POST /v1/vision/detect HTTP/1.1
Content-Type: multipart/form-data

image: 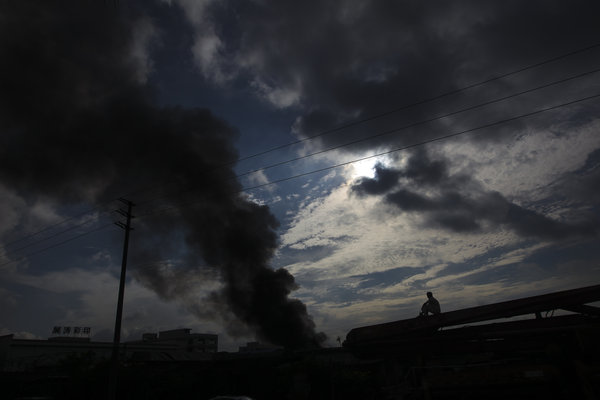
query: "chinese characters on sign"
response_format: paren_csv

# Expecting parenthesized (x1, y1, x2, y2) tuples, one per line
(51, 326, 91, 337)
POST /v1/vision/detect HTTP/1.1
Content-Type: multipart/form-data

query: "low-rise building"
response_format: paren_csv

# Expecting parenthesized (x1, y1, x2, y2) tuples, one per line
(133, 328, 218, 354)
(0, 328, 218, 371)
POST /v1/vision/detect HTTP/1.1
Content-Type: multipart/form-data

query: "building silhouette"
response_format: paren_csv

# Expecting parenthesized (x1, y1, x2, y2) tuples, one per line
(0, 328, 217, 371)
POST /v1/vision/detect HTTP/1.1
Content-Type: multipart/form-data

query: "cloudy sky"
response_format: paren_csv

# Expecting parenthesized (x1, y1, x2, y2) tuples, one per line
(2, 0, 600, 351)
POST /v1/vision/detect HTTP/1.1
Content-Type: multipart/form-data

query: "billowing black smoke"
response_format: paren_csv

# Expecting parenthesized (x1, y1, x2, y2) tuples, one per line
(0, 1, 324, 348)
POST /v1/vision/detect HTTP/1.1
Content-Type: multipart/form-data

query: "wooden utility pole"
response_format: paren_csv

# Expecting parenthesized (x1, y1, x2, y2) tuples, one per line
(108, 198, 134, 400)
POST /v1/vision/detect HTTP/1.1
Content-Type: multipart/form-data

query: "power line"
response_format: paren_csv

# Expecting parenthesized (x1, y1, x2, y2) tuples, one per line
(107, 41, 600, 207)
(136, 66, 600, 209)
(0, 222, 115, 269)
(6, 92, 597, 269)
(4, 204, 114, 247)
(5, 211, 113, 255)
(233, 42, 600, 163)
(239, 93, 600, 192)
(5, 44, 600, 242)
(8, 92, 594, 273)
(235, 67, 600, 180)
(136, 92, 600, 218)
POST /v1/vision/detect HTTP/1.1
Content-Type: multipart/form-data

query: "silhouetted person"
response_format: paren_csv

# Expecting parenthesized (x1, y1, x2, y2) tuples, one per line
(420, 291, 441, 316)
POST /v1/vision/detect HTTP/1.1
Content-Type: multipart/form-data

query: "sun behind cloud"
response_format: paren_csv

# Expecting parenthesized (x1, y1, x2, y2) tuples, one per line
(349, 155, 393, 179)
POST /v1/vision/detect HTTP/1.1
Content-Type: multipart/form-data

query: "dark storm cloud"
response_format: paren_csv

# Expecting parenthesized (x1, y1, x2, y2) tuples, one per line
(559, 148, 600, 204)
(201, 0, 600, 151)
(181, 0, 600, 252)
(0, 1, 323, 348)
(350, 164, 402, 195)
(176, 0, 600, 240)
(352, 150, 599, 240)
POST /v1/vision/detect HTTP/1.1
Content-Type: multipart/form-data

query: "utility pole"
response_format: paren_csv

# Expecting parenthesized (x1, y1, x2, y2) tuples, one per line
(108, 198, 135, 400)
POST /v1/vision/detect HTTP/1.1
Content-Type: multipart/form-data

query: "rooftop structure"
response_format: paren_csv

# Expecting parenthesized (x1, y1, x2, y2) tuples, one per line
(342, 284, 600, 398)
(344, 283, 600, 352)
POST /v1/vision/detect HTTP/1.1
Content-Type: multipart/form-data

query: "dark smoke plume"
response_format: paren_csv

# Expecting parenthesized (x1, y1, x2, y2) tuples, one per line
(0, 1, 324, 348)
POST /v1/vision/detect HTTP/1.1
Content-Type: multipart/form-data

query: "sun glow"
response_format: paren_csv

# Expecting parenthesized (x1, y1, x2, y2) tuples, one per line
(350, 156, 386, 179)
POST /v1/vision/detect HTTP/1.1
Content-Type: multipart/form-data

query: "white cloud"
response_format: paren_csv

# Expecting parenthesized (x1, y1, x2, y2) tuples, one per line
(245, 169, 271, 188)
(279, 180, 521, 280)
(129, 16, 160, 84)
(168, 0, 309, 107)
(273, 117, 600, 338)
(0, 186, 58, 240)
(279, 114, 600, 281)
(251, 77, 302, 108)
(91, 249, 113, 265)
(441, 119, 600, 201)
(191, 32, 227, 82)
(166, 0, 231, 83)
(410, 243, 548, 290)
(396, 263, 448, 287)
(28, 201, 61, 228)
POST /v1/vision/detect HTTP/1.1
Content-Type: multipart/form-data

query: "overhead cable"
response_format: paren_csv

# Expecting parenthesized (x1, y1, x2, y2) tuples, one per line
(137, 92, 600, 218)
(234, 42, 600, 163)
(236, 67, 600, 179)
(137, 67, 600, 209)
(113, 42, 600, 206)
(0, 223, 114, 269)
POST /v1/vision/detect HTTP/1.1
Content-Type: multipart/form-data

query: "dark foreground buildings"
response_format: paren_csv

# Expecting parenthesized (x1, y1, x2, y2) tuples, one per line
(2, 285, 600, 399)
(0, 328, 217, 371)
(343, 284, 600, 399)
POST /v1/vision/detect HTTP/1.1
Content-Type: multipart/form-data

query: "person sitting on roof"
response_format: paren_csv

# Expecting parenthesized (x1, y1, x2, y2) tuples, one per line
(420, 291, 441, 316)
